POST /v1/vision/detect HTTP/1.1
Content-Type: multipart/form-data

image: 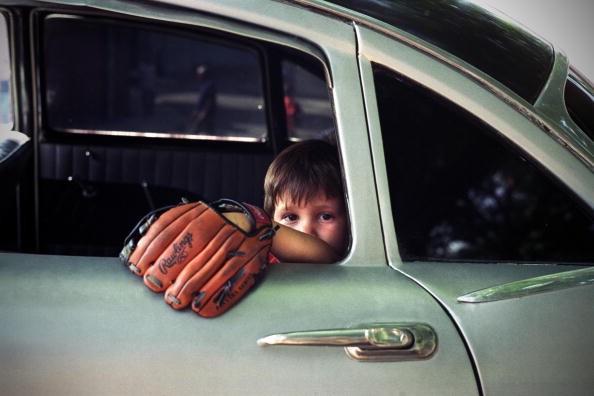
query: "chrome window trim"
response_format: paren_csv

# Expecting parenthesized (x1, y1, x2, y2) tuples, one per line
(54, 128, 267, 143)
(457, 267, 594, 303)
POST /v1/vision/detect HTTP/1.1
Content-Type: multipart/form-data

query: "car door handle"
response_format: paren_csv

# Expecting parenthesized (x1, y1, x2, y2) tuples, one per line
(257, 322, 436, 362)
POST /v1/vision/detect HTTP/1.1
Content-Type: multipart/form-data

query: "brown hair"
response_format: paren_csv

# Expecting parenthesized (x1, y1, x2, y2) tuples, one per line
(264, 140, 344, 215)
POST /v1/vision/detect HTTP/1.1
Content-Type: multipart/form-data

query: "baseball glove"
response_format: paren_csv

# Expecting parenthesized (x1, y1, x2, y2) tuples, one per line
(119, 199, 278, 317)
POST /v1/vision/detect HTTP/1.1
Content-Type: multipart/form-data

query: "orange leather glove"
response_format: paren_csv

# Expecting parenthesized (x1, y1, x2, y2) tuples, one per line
(120, 199, 277, 317)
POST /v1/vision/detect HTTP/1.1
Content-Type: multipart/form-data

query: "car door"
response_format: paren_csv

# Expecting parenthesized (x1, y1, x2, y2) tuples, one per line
(0, 1, 479, 395)
(358, 25, 594, 395)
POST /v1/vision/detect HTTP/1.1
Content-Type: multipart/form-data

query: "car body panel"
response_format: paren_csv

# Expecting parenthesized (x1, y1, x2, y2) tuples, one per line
(400, 262, 594, 395)
(0, 0, 593, 395)
(356, 18, 594, 396)
(0, 252, 479, 395)
(1, 1, 480, 394)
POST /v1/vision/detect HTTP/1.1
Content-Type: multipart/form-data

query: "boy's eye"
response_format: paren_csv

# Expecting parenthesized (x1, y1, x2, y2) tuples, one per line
(319, 213, 334, 221)
(282, 214, 298, 222)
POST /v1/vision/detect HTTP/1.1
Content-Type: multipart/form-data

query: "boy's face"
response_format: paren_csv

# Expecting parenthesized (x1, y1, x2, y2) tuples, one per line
(273, 191, 348, 254)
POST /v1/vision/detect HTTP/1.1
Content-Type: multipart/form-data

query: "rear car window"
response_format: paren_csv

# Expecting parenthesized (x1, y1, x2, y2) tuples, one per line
(373, 63, 594, 264)
(42, 14, 267, 142)
(564, 70, 594, 141)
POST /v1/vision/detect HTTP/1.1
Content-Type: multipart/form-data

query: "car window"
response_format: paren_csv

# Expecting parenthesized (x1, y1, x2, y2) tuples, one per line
(373, 63, 594, 263)
(281, 60, 333, 142)
(31, 10, 343, 257)
(565, 70, 594, 141)
(42, 14, 267, 142)
(0, 13, 12, 131)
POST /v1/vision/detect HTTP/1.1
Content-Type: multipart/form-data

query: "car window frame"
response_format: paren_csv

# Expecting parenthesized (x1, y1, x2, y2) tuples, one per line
(356, 24, 594, 267)
(21, 1, 387, 267)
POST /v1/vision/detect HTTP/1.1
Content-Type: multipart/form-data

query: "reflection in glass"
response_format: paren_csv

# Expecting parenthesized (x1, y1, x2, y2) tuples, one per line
(373, 63, 594, 263)
(43, 15, 266, 140)
(281, 60, 334, 142)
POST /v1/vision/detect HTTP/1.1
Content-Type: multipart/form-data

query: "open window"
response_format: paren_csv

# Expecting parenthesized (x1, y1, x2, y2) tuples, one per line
(32, 10, 342, 257)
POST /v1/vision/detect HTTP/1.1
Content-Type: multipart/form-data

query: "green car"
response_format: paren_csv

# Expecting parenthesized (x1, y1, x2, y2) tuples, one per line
(0, 0, 592, 394)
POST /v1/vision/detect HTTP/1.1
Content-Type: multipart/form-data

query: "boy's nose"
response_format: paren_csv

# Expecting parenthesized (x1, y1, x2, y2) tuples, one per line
(298, 221, 317, 237)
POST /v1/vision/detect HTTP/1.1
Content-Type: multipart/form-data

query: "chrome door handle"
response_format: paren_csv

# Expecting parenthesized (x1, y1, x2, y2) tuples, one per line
(257, 322, 436, 362)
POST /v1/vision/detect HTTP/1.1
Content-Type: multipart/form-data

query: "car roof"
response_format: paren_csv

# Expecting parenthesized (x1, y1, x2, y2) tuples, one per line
(297, 0, 554, 104)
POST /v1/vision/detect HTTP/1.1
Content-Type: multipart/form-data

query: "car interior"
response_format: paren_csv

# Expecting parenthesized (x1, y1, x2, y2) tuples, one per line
(0, 6, 336, 257)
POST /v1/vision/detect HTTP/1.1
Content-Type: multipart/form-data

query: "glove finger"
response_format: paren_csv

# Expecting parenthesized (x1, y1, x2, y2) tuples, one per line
(129, 203, 207, 275)
(192, 251, 267, 318)
(120, 203, 198, 269)
(163, 227, 247, 309)
(143, 207, 229, 292)
(189, 228, 272, 317)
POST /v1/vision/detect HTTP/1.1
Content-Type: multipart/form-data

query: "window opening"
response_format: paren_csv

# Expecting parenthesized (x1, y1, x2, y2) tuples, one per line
(373, 63, 594, 263)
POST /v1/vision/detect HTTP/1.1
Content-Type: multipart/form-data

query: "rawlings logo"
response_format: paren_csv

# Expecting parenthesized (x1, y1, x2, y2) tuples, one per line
(158, 232, 193, 275)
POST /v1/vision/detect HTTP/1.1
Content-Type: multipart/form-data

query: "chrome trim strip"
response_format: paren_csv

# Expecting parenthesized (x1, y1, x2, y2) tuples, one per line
(56, 128, 267, 143)
(291, 0, 594, 171)
(458, 267, 594, 303)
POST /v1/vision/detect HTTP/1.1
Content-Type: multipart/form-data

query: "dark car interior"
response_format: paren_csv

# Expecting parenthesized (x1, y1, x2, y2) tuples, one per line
(0, 5, 334, 256)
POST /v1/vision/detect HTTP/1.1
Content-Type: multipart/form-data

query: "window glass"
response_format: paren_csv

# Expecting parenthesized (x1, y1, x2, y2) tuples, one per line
(0, 14, 12, 131)
(282, 60, 333, 141)
(43, 15, 267, 141)
(564, 71, 594, 141)
(373, 63, 594, 263)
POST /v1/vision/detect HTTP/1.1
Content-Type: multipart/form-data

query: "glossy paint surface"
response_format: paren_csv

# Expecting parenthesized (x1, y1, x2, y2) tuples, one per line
(319, 0, 554, 103)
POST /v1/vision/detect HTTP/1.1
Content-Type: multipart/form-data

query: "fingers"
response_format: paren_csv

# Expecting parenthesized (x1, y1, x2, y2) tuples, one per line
(127, 203, 207, 275)
(191, 246, 270, 318)
(142, 208, 230, 292)
(124, 200, 274, 317)
(166, 225, 272, 316)
(162, 229, 246, 309)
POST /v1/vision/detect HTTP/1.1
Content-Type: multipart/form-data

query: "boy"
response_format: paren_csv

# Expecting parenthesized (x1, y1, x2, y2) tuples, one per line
(225, 139, 348, 263)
